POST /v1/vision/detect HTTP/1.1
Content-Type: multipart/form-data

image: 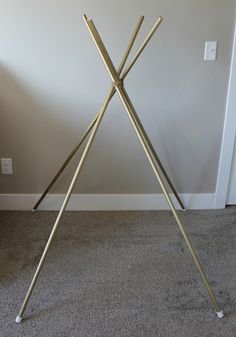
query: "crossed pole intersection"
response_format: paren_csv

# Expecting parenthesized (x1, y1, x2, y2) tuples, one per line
(32, 16, 184, 212)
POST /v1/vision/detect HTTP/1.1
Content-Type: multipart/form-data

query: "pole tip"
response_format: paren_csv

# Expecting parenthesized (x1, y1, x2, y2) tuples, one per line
(216, 310, 224, 319)
(83, 14, 92, 21)
(15, 316, 23, 323)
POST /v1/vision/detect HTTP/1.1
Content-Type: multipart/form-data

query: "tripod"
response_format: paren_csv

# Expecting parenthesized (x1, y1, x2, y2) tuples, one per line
(15, 15, 224, 323)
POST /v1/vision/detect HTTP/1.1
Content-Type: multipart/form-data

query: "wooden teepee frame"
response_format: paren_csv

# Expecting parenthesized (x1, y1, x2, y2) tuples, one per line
(15, 15, 224, 323)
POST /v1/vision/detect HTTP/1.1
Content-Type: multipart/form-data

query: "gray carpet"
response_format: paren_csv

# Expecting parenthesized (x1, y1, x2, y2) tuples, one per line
(1, 208, 236, 337)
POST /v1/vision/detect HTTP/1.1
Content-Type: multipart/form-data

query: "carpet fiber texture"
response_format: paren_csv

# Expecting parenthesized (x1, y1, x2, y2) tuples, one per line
(1, 208, 236, 336)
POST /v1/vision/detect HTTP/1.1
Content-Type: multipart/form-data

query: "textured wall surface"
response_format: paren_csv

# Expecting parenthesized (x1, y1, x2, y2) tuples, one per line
(0, 0, 235, 194)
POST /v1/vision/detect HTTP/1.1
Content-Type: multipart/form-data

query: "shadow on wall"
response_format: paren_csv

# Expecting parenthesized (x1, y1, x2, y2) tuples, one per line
(0, 66, 90, 194)
(152, 109, 220, 195)
(148, 84, 221, 196)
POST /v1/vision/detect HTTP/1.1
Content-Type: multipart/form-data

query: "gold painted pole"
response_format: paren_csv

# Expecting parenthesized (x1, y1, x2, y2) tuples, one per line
(15, 16, 145, 322)
(16, 88, 113, 323)
(118, 88, 222, 314)
(121, 16, 163, 80)
(33, 16, 144, 211)
(122, 92, 185, 209)
(118, 16, 144, 74)
(119, 16, 185, 209)
(32, 116, 97, 210)
(85, 16, 185, 209)
(115, 16, 185, 209)
(85, 17, 223, 316)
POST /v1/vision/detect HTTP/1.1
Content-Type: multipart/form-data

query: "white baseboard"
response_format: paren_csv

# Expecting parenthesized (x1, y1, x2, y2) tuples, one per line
(0, 193, 217, 210)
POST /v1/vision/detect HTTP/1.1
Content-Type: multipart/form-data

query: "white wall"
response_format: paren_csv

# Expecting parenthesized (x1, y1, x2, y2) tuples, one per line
(0, 1, 235, 202)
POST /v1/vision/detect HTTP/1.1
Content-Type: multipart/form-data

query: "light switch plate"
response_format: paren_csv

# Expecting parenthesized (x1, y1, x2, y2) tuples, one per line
(204, 41, 217, 61)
